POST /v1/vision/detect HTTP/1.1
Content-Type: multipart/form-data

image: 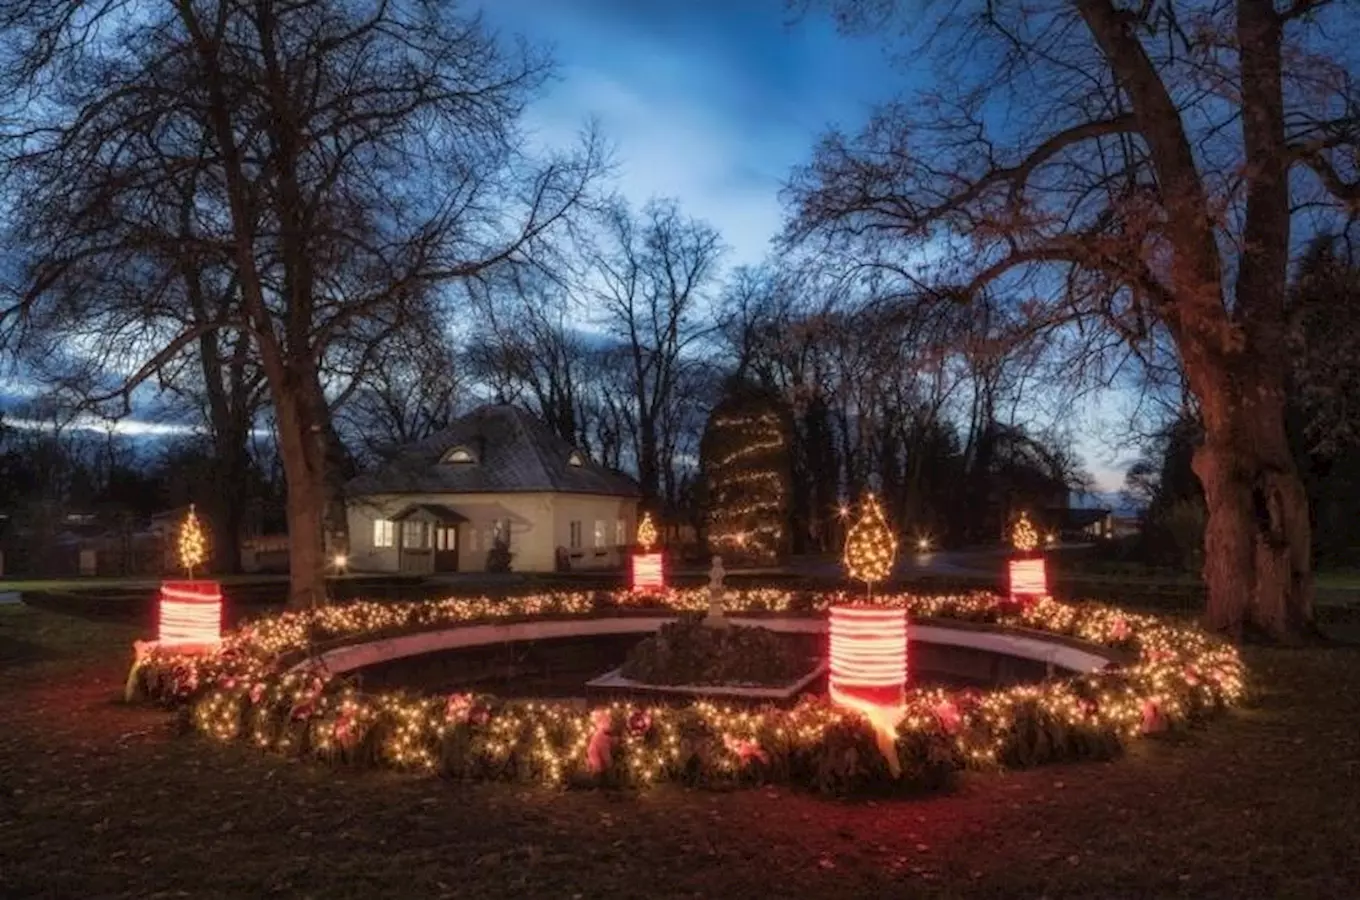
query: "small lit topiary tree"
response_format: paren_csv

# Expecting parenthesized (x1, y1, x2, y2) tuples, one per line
(179, 504, 208, 579)
(636, 511, 658, 552)
(844, 492, 898, 599)
(1011, 511, 1039, 555)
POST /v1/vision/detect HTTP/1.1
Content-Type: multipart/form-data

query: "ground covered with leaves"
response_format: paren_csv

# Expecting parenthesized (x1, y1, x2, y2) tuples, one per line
(2, 603, 1359, 899)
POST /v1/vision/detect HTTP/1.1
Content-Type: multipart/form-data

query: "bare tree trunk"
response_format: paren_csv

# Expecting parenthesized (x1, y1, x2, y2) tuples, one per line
(638, 418, 661, 502)
(274, 381, 329, 609)
(1192, 370, 1314, 641)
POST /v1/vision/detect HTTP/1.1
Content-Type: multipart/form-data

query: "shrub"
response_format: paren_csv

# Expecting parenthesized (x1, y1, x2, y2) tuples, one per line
(485, 535, 512, 573)
(620, 614, 806, 686)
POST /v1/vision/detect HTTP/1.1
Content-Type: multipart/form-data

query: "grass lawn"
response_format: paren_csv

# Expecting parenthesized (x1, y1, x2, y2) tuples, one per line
(0, 573, 290, 593)
(2, 603, 1359, 898)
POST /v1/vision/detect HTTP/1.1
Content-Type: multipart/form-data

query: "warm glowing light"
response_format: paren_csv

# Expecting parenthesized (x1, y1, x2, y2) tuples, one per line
(828, 604, 908, 776)
(631, 552, 665, 591)
(829, 605, 908, 689)
(130, 585, 1247, 792)
(333, 553, 348, 570)
(158, 581, 222, 647)
(837, 504, 850, 519)
(1011, 512, 1039, 553)
(916, 536, 932, 552)
(1009, 558, 1048, 602)
(1045, 533, 1058, 546)
(843, 492, 898, 594)
(178, 504, 208, 576)
(636, 512, 658, 552)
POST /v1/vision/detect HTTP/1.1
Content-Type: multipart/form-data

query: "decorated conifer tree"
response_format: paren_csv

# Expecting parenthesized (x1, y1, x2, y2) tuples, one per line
(700, 379, 792, 564)
(844, 492, 898, 599)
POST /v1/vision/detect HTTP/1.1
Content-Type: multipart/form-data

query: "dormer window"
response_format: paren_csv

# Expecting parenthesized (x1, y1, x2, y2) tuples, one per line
(567, 450, 586, 467)
(443, 446, 476, 464)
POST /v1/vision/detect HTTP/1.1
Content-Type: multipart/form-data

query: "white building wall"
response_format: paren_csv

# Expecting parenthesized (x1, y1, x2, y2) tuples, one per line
(346, 492, 637, 573)
(552, 495, 638, 571)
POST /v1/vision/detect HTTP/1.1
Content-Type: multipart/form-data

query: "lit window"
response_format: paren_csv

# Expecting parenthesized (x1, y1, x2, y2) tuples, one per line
(567, 450, 586, 467)
(443, 446, 475, 464)
(594, 520, 606, 548)
(569, 520, 582, 549)
(616, 518, 626, 546)
(373, 519, 395, 548)
(492, 519, 511, 547)
(436, 527, 457, 551)
(402, 521, 428, 549)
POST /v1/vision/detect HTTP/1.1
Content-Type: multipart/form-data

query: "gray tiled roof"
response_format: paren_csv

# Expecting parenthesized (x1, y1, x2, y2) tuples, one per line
(346, 405, 641, 499)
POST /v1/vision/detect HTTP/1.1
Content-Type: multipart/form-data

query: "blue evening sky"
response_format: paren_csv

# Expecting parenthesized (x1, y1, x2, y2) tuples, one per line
(478, 0, 1133, 493)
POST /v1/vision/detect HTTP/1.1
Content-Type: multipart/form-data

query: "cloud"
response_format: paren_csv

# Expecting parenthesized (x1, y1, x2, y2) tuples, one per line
(486, 0, 899, 268)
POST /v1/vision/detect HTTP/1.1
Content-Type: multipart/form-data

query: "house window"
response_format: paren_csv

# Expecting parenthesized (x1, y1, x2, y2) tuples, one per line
(492, 519, 511, 547)
(594, 520, 607, 549)
(402, 521, 428, 549)
(569, 520, 582, 550)
(616, 518, 626, 546)
(567, 450, 585, 467)
(436, 527, 457, 551)
(373, 519, 395, 548)
(442, 446, 475, 464)
(470, 529, 480, 553)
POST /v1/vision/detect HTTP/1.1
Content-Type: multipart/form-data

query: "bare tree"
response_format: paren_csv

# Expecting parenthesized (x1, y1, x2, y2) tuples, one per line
(590, 198, 725, 505)
(1, 0, 604, 606)
(335, 323, 460, 463)
(464, 269, 595, 445)
(786, 0, 1360, 640)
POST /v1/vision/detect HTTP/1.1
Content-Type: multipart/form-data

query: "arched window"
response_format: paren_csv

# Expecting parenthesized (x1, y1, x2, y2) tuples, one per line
(567, 450, 586, 467)
(442, 446, 476, 464)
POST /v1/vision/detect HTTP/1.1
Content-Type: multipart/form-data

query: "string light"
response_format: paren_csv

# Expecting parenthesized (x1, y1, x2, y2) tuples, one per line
(631, 512, 666, 592)
(157, 581, 223, 647)
(1011, 512, 1039, 553)
(131, 588, 1246, 793)
(1009, 558, 1048, 603)
(843, 492, 897, 598)
(705, 411, 788, 562)
(828, 605, 909, 772)
(630, 552, 665, 592)
(179, 504, 208, 578)
(636, 512, 658, 552)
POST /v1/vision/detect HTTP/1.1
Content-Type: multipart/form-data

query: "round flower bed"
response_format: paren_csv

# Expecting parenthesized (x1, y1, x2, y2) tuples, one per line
(620, 614, 807, 686)
(128, 589, 1245, 795)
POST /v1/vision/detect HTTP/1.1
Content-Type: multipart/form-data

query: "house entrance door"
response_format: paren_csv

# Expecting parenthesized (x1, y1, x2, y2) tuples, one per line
(434, 526, 459, 572)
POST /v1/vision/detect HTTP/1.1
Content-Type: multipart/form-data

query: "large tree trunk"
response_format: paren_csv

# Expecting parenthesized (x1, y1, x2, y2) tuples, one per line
(1192, 372, 1314, 641)
(274, 380, 329, 610)
(637, 419, 661, 502)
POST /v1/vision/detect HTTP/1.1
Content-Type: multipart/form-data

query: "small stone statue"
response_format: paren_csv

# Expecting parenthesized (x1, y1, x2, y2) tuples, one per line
(704, 555, 729, 628)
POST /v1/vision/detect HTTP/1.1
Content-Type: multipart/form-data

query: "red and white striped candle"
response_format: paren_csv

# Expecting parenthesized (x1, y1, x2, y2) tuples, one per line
(828, 605, 908, 712)
(158, 580, 223, 648)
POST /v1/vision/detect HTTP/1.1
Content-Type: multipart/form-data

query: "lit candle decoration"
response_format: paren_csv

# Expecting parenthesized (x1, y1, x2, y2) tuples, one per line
(1009, 558, 1048, 602)
(631, 512, 665, 592)
(631, 552, 665, 592)
(1008, 512, 1048, 603)
(828, 604, 908, 775)
(158, 580, 224, 647)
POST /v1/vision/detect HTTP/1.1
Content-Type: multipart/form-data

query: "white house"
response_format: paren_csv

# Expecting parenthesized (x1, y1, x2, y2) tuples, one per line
(345, 405, 641, 574)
